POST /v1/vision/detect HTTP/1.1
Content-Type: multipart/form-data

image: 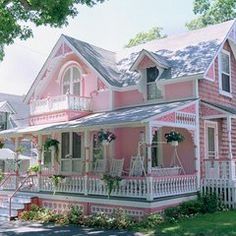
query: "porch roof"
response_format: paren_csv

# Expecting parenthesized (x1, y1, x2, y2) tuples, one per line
(0, 99, 196, 137)
(202, 100, 236, 115)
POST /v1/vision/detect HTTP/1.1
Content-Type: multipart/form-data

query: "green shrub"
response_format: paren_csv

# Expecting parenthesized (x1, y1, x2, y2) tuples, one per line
(112, 208, 134, 229)
(135, 213, 164, 228)
(67, 205, 83, 224)
(198, 193, 224, 213)
(164, 206, 182, 223)
(19, 204, 67, 224)
(84, 212, 114, 229)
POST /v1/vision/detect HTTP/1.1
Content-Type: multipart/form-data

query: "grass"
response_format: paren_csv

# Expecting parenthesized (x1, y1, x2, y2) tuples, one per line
(132, 211, 236, 236)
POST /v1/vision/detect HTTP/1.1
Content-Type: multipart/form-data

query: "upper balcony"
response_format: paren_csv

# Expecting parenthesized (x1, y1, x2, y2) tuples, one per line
(30, 94, 91, 116)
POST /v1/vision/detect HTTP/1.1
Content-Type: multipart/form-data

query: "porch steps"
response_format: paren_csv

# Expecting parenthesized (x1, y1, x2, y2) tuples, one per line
(0, 194, 38, 219)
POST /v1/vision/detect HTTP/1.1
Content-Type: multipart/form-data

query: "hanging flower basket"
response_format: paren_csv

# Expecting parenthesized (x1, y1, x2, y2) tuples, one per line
(97, 129, 116, 145)
(0, 141, 4, 149)
(164, 130, 184, 146)
(44, 138, 60, 163)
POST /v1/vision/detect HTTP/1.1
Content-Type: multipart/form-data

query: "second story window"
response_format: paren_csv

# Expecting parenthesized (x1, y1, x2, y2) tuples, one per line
(62, 66, 81, 96)
(219, 50, 231, 95)
(146, 67, 162, 100)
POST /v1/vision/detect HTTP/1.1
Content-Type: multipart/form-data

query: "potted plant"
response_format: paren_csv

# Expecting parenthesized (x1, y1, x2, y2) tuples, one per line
(102, 174, 122, 198)
(0, 171, 4, 183)
(44, 138, 60, 162)
(97, 129, 116, 145)
(28, 164, 40, 174)
(0, 141, 4, 149)
(164, 130, 184, 146)
(49, 174, 65, 195)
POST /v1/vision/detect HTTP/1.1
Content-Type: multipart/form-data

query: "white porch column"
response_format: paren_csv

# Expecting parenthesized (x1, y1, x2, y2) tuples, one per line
(192, 128, 201, 189)
(145, 123, 152, 175)
(14, 137, 19, 188)
(227, 116, 235, 180)
(37, 135, 43, 191)
(84, 129, 90, 195)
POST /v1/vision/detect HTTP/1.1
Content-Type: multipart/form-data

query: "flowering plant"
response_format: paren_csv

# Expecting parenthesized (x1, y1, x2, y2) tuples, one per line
(164, 130, 184, 143)
(97, 129, 116, 144)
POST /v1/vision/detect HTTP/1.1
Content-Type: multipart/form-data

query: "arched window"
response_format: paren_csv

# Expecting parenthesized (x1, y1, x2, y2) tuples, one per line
(62, 66, 81, 96)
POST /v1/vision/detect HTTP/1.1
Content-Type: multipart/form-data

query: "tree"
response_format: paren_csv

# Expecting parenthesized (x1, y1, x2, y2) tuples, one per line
(186, 0, 236, 30)
(125, 27, 167, 48)
(0, 0, 105, 60)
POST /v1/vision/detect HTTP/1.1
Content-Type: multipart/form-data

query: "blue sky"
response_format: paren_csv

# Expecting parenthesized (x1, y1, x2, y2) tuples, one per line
(0, 0, 195, 95)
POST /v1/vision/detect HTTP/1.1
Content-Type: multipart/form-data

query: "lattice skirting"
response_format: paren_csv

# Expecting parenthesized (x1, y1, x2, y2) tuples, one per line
(41, 199, 84, 214)
(90, 205, 144, 218)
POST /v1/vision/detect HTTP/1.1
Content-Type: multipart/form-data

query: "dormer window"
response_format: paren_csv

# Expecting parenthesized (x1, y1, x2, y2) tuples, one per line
(62, 66, 81, 96)
(219, 50, 231, 96)
(146, 67, 162, 100)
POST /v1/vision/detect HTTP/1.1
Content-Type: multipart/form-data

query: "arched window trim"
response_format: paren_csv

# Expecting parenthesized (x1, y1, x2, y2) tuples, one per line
(59, 61, 82, 96)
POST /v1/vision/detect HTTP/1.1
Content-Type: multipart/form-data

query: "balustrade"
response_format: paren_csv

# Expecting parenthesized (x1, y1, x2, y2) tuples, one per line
(30, 95, 91, 115)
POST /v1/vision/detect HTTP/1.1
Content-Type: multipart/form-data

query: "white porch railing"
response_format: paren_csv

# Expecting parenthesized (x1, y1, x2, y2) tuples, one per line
(152, 174, 198, 198)
(203, 159, 236, 180)
(30, 94, 91, 115)
(38, 174, 198, 200)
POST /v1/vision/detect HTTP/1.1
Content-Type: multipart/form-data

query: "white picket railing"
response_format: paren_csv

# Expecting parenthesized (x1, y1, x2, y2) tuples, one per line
(203, 159, 236, 180)
(202, 178, 236, 208)
(30, 94, 91, 115)
(38, 174, 198, 200)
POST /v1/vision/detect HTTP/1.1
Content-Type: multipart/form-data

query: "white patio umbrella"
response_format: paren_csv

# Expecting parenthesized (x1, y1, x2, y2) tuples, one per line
(0, 148, 31, 160)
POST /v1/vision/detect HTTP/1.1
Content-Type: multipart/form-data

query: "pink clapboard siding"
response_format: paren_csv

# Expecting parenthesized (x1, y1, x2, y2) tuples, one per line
(199, 40, 236, 177)
(114, 90, 144, 108)
(114, 127, 145, 171)
(165, 81, 195, 100)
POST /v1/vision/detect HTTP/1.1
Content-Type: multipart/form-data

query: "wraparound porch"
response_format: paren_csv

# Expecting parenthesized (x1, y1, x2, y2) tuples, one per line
(0, 99, 200, 204)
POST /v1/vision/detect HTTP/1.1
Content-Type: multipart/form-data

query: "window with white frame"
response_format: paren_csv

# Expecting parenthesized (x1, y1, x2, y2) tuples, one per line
(219, 50, 231, 94)
(62, 66, 81, 95)
(146, 67, 162, 100)
(61, 132, 82, 173)
(205, 121, 218, 159)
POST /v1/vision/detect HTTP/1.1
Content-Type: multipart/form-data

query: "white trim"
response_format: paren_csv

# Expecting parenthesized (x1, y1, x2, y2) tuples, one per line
(60, 131, 84, 174)
(219, 49, 232, 97)
(204, 61, 215, 82)
(130, 49, 169, 71)
(204, 120, 219, 159)
(203, 20, 236, 80)
(143, 99, 198, 122)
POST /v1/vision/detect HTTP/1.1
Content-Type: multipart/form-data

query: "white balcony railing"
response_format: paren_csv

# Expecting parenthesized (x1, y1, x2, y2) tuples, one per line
(30, 95, 91, 115)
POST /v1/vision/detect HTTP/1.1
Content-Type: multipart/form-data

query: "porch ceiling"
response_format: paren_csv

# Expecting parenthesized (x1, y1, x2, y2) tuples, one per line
(0, 99, 196, 137)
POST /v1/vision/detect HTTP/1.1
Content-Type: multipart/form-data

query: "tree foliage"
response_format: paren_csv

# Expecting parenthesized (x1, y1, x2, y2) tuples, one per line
(0, 0, 105, 60)
(186, 0, 236, 30)
(125, 26, 167, 48)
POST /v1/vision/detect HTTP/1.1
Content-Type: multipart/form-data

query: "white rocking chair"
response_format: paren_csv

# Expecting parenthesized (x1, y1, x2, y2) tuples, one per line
(109, 158, 124, 177)
(129, 155, 146, 177)
(94, 159, 106, 174)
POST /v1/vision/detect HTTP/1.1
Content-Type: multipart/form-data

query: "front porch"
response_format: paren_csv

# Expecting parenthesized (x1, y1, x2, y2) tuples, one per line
(0, 99, 200, 210)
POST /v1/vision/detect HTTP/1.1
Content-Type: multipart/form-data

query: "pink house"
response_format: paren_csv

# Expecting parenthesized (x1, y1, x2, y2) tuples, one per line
(1, 20, 236, 218)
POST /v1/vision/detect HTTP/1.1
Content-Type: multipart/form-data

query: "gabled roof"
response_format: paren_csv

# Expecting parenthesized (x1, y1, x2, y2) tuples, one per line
(0, 101, 15, 114)
(0, 93, 29, 128)
(25, 20, 235, 100)
(129, 49, 170, 71)
(65, 20, 234, 87)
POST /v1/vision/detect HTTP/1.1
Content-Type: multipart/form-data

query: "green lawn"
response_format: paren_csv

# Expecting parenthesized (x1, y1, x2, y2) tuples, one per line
(133, 211, 236, 236)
